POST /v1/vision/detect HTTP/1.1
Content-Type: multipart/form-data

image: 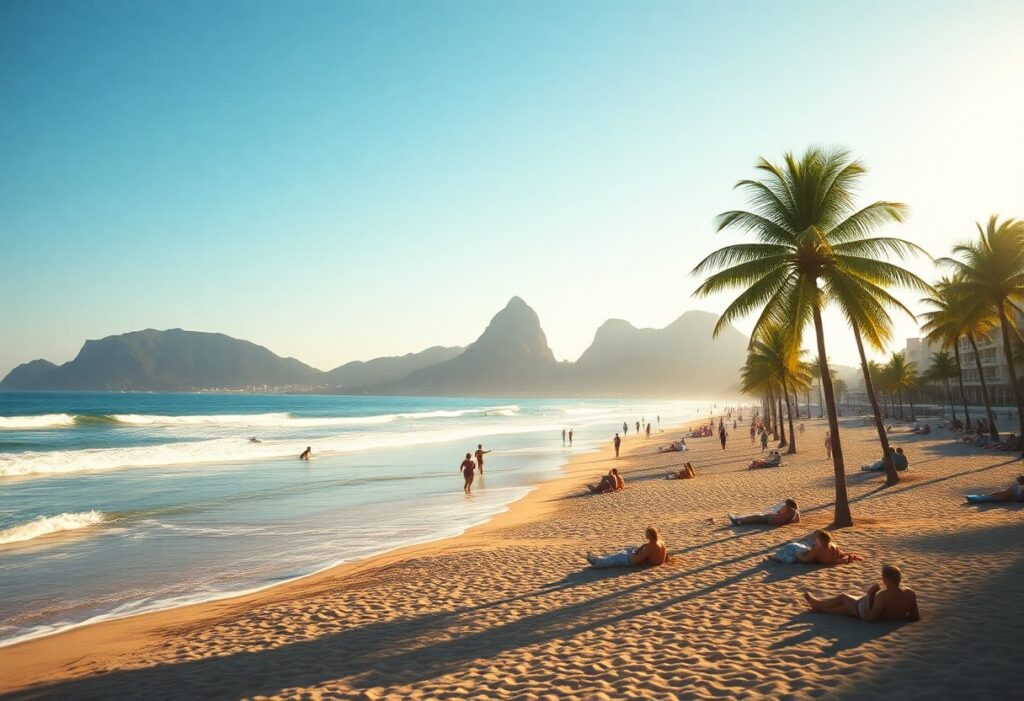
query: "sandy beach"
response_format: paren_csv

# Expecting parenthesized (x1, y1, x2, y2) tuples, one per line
(2, 416, 1022, 700)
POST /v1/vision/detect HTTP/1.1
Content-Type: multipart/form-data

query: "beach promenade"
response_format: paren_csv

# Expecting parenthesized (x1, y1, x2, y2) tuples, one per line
(2, 418, 1021, 700)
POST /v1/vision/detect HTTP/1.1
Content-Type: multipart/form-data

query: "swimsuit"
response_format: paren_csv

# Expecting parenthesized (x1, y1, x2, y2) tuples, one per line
(856, 595, 870, 619)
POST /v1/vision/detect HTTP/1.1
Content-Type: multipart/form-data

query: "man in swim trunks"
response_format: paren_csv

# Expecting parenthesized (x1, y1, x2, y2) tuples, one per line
(794, 529, 862, 565)
(474, 444, 491, 473)
(460, 453, 476, 494)
(728, 498, 799, 526)
(804, 564, 920, 622)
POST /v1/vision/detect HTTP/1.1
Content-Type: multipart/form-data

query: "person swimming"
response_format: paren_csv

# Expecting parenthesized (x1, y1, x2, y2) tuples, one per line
(299, 446, 312, 460)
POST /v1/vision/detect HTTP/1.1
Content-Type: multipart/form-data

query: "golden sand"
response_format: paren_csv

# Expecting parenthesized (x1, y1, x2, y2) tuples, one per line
(2, 417, 1021, 699)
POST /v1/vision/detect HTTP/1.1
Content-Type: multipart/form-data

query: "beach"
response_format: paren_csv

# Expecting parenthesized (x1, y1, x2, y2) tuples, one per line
(2, 417, 1022, 699)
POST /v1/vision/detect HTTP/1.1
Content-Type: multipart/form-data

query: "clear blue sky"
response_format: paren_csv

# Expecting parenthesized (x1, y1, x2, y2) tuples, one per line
(2, 0, 1022, 376)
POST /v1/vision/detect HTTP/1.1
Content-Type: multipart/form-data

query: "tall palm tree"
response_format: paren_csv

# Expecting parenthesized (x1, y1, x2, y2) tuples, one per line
(886, 351, 917, 420)
(924, 350, 959, 423)
(920, 279, 972, 431)
(939, 215, 1024, 456)
(746, 327, 807, 454)
(693, 147, 926, 527)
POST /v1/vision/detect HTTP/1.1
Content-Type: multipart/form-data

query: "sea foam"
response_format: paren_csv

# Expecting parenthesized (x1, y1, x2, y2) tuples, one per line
(0, 414, 77, 430)
(0, 511, 107, 545)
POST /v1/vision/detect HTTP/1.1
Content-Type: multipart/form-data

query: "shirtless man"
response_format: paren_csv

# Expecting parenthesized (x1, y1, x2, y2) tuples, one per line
(804, 564, 920, 622)
(986, 475, 1024, 502)
(586, 526, 668, 568)
(459, 453, 476, 494)
(613, 433, 622, 458)
(474, 444, 491, 473)
(728, 498, 799, 526)
(794, 529, 862, 565)
(299, 446, 312, 460)
(667, 462, 696, 480)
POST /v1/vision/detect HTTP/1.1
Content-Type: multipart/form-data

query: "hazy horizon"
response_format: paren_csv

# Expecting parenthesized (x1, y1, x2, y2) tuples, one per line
(3, 0, 1023, 378)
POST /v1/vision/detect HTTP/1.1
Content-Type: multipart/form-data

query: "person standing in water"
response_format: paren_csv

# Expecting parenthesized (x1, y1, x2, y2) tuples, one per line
(299, 446, 313, 460)
(562, 429, 566, 446)
(460, 453, 476, 494)
(613, 432, 622, 458)
(568, 429, 574, 446)
(474, 444, 491, 473)
(623, 421, 628, 435)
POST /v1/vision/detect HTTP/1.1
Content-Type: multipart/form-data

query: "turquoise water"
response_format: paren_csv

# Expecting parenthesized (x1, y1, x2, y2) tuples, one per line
(0, 392, 709, 645)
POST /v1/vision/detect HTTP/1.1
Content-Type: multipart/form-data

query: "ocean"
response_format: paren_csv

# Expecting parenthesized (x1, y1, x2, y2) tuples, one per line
(0, 392, 712, 646)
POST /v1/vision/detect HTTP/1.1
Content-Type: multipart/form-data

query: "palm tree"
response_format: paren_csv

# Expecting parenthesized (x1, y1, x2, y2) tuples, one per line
(693, 147, 926, 527)
(939, 215, 1024, 456)
(746, 327, 807, 454)
(886, 351, 917, 420)
(920, 279, 972, 431)
(924, 350, 959, 423)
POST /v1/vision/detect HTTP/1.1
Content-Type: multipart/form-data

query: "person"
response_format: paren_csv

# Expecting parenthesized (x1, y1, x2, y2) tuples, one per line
(718, 424, 727, 450)
(760, 429, 769, 452)
(474, 444, 491, 473)
(892, 447, 909, 471)
(586, 526, 668, 568)
(568, 429, 574, 447)
(824, 431, 832, 459)
(750, 450, 781, 469)
(658, 438, 687, 453)
(728, 498, 800, 527)
(666, 462, 696, 480)
(562, 429, 566, 446)
(460, 453, 476, 494)
(803, 564, 920, 622)
(750, 424, 757, 444)
(799, 422, 805, 434)
(623, 421, 628, 435)
(587, 468, 623, 494)
(636, 421, 641, 434)
(657, 415, 660, 427)
(645, 423, 651, 439)
(299, 446, 313, 460)
(613, 432, 622, 458)
(249, 436, 261, 443)
(771, 529, 862, 565)
(983, 475, 1024, 502)
(862, 447, 897, 472)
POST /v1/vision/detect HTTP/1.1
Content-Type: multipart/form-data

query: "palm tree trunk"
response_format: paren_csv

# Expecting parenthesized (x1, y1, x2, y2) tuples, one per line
(805, 391, 810, 419)
(968, 334, 1000, 440)
(953, 343, 971, 430)
(777, 393, 787, 448)
(813, 305, 851, 528)
(897, 387, 904, 419)
(996, 306, 1024, 458)
(817, 380, 824, 419)
(853, 328, 898, 485)
(783, 379, 797, 454)
(944, 378, 957, 424)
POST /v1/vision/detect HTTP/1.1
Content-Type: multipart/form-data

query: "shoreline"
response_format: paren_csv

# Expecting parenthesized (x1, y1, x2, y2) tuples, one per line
(0, 418, 684, 691)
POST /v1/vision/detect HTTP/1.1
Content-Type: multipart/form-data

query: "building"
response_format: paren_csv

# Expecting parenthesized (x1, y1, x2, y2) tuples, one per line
(905, 337, 939, 374)
(955, 309, 1024, 407)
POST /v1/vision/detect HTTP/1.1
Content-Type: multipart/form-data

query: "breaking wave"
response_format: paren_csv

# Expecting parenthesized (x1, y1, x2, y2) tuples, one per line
(0, 511, 107, 545)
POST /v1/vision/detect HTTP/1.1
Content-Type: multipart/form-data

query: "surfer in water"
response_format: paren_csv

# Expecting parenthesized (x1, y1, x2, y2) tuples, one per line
(299, 446, 313, 460)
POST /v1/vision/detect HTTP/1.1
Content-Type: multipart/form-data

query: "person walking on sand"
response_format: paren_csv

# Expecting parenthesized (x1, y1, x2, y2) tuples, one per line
(760, 429, 769, 452)
(803, 564, 920, 622)
(645, 423, 651, 439)
(824, 431, 833, 459)
(568, 429, 574, 447)
(636, 421, 641, 434)
(719, 424, 727, 450)
(750, 424, 756, 444)
(460, 453, 477, 494)
(623, 421, 628, 435)
(474, 444, 491, 473)
(613, 432, 622, 458)
(299, 446, 313, 460)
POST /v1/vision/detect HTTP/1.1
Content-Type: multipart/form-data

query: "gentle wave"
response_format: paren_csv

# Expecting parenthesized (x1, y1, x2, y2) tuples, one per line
(0, 406, 521, 431)
(0, 419, 549, 478)
(0, 414, 77, 430)
(0, 511, 107, 545)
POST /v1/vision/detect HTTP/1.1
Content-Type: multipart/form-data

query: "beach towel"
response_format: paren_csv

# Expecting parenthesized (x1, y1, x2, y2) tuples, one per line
(965, 494, 997, 504)
(773, 541, 811, 563)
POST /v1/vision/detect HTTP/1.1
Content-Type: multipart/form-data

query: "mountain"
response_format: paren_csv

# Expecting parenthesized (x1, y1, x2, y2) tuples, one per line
(324, 346, 463, 389)
(0, 359, 59, 390)
(373, 297, 565, 395)
(569, 311, 748, 397)
(0, 329, 323, 392)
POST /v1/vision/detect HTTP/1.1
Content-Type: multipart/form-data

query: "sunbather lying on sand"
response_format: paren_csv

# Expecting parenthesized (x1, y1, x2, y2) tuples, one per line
(979, 475, 1024, 502)
(770, 529, 862, 565)
(586, 526, 668, 568)
(587, 468, 624, 494)
(666, 462, 696, 479)
(658, 439, 687, 453)
(750, 450, 782, 469)
(803, 564, 920, 622)
(728, 498, 799, 527)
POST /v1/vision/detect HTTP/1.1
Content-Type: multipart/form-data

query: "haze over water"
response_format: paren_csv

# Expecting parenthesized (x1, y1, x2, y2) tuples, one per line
(0, 392, 710, 645)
